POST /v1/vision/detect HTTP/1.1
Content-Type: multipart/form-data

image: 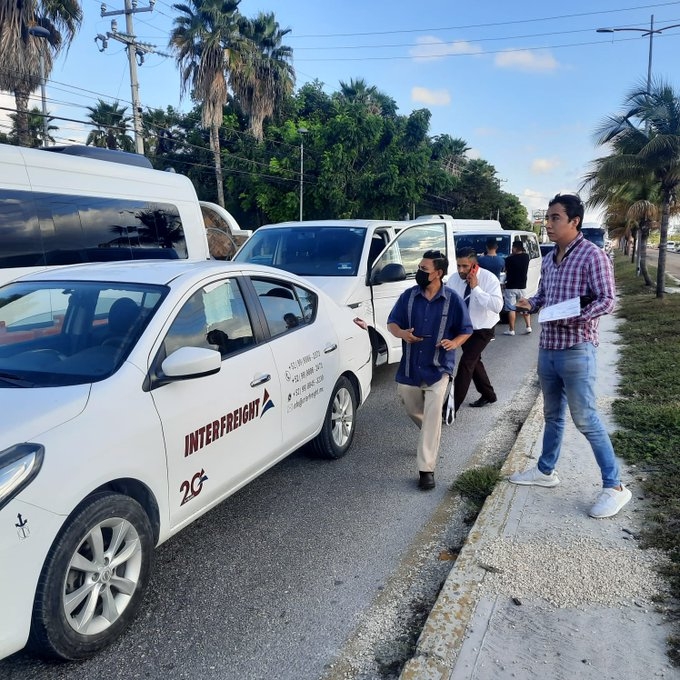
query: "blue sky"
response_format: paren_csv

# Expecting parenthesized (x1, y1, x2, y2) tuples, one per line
(5, 0, 680, 223)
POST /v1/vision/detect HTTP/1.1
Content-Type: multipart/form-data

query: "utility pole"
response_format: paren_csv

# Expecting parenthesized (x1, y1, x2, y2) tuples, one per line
(96, 0, 170, 155)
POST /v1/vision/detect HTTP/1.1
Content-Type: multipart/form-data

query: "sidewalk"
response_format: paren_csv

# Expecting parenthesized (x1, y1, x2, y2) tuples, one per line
(400, 313, 680, 680)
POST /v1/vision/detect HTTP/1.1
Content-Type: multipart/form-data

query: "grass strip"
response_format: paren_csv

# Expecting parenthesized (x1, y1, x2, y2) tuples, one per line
(612, 255, 680, 662)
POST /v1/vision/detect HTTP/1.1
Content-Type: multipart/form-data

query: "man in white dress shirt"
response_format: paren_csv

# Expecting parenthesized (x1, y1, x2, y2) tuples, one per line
(447, 247, 504, 411)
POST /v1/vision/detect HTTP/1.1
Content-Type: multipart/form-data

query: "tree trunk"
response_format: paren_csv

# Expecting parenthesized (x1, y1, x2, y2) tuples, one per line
(630, 227, 637, 264)
(210, 123, 225, 208)
(656, 196, 671, 299)
(14, 88, 31, 148)
(639, 225, 652, 287)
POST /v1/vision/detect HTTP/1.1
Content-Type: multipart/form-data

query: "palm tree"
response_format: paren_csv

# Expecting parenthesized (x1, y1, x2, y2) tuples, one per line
(85, 100, 134, 151)
(9, 105, 57, 147)
(229, 11, 295, 141)
(587, 80, 680, 298)
(170, 0, 243, 208)
(0, 1, 82, 147)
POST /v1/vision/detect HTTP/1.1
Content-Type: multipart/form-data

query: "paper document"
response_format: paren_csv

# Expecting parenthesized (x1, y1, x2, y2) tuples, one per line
(538, 296, 581, 323)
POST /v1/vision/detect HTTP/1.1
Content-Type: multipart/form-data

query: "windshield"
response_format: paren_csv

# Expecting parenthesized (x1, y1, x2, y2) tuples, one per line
(581, 228, 605, 248)
(235, 226, 367, 276)
(0, 280, 167, 387)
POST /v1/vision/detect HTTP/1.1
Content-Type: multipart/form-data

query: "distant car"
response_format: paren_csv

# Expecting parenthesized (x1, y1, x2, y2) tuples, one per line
(540, 243, 555, 258)
(0, 260, 372, 662)
(668, 241, 678, 253)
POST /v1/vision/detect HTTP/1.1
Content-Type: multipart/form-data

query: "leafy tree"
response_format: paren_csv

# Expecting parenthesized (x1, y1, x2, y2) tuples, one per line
(171, 0, 243, 208)
(85, 99, 134, 151)
(0, 0, 82, 147)
(587, 79, 680, 298)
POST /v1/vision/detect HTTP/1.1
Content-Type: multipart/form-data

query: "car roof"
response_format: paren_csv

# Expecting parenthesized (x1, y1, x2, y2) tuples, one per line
(257, 219, 398, 229)
(8, 259, 305, 288)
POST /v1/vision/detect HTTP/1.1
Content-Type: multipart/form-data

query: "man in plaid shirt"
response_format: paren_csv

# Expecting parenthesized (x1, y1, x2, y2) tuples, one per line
(508, 193, 631, 519)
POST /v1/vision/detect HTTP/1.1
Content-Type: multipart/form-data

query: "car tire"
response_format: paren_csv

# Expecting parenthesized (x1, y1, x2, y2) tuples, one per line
(311, 376, 357, 459)
(29, 492, 154, 660)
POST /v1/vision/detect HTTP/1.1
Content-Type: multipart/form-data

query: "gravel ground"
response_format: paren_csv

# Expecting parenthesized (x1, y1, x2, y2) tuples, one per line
(475, 535, 667, 609)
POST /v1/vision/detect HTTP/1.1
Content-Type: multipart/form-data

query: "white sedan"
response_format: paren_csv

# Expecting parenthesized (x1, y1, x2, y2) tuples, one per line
(0, 260, 372, 661)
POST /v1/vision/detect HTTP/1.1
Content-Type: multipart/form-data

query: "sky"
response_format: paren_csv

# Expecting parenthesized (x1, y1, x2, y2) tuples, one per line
(3, 0, 680, 224)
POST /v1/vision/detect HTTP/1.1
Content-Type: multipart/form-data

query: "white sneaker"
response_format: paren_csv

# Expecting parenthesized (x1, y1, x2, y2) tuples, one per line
(503, 329, 515, 336)
(524, 327, 532, 334)
(508, 465, 560, 487)
(589, 485, 632, 518)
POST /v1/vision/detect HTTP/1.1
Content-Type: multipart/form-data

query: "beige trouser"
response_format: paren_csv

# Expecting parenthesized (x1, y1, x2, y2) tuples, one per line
(397, 374, 450, 473)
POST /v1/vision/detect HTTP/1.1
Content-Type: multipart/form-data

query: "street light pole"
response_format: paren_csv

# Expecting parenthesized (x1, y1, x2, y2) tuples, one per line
(28, 26, 50, 147)
(298, 127, 308, 221)
(597, 14, 680, 94)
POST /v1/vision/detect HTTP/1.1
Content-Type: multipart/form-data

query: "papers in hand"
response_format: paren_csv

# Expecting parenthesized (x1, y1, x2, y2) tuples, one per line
(538, 296, 581, 323)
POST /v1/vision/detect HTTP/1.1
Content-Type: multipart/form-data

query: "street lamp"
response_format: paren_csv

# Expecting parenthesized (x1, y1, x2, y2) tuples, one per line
(28, 26, 51, 147)
(298, 127, 308, 221)
(597, 14, 680, 93)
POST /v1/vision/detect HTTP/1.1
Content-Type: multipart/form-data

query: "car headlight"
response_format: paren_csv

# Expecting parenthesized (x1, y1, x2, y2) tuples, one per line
(0, 443, 44, 511)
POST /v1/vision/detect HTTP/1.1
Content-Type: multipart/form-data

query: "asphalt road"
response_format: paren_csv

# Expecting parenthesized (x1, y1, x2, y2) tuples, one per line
(648, 246, 680, 280)
(1, 327, 540, 680)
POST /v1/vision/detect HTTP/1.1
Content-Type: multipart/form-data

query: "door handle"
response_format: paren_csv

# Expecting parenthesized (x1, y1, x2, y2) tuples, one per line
(250, 373, 271, 387)
(323, 343, 338, 354)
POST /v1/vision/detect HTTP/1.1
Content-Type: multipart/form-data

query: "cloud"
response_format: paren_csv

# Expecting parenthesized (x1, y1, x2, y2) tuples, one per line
(531, 157, 561, 174)
(495, 50, 558, 73)
(411, 87, 451, 106)
(410, 36, 482, 62)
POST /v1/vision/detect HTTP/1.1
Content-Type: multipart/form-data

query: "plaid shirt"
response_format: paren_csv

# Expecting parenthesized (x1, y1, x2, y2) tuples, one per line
(528, 233, 615, 349)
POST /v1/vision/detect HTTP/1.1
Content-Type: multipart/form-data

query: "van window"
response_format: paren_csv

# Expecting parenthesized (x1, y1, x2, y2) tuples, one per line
(0, 188, 188, 270)
(235, 226, 366, 276)
(454, 233, 540, 260)
(374, 223, 447, 279)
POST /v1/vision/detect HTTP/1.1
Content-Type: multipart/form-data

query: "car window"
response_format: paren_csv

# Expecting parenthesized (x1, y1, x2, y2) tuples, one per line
(0, 281, 166, 386)
(251, 278, 315, 337)
(163, 279, 255, 358)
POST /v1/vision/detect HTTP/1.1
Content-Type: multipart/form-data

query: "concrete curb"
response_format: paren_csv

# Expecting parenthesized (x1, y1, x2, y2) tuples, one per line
(399, 396, 545, 679)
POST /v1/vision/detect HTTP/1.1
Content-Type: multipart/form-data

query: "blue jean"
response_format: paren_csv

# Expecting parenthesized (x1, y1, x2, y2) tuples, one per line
(537, 343, 620, 488)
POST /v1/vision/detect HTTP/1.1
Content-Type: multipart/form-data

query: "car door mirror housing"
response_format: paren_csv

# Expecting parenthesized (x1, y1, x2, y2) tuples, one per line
(161, 346, 222, 380)
(372, 262, 406, 284)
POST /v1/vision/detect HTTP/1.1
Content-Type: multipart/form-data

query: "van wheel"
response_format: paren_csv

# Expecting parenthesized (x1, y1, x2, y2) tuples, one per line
(29, 492, 154, 660)
(311, 376, 357, 459)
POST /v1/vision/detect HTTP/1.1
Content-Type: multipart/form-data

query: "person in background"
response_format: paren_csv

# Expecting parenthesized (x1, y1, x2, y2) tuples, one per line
(508, 193, 631, 519)
(477, 238, 505, 280)
(387, 250, 472, 490)
(503, 240, 533, 336)
(447, 247, 504, 411)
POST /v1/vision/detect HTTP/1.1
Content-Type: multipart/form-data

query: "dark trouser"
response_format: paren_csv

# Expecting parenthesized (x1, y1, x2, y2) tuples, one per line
(454, 327, 496, 411)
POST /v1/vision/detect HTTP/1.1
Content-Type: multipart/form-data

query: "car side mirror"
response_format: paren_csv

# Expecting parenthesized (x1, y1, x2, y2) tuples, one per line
(371, 262, 406, 284)
(161, 346, 221, 380)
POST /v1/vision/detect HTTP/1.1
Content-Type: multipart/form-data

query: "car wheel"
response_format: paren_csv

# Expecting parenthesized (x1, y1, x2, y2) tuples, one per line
(311, 376, 357, 459)
(29, 492, 154, 660)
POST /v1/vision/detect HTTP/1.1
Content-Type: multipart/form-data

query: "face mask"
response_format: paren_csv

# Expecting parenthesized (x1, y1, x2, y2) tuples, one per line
(415, 269, 431, 289)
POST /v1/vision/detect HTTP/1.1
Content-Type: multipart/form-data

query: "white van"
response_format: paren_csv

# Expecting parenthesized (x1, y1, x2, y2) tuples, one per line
(234, 216, 541, 365)
(0, 144, 212, 287)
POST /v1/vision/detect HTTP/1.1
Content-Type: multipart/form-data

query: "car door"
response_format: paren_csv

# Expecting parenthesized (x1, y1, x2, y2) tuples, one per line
(369, 221, 448, 362)
(150, 275, 282, 530)
(249, 277, 340, 451)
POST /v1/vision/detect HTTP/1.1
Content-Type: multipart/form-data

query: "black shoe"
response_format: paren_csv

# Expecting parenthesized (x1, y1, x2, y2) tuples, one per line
(470, 396, 497, 408)
(419, 471, 435, 490)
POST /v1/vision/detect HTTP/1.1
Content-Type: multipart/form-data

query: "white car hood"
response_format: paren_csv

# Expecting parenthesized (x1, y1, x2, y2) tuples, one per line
(0, 385, 90, 451)
(304, 276, 366, 307)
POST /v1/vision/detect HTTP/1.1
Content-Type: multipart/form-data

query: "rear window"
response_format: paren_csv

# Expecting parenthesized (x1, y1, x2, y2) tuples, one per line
(234, 226, 367, 276)
(454, 233, 540, 259)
